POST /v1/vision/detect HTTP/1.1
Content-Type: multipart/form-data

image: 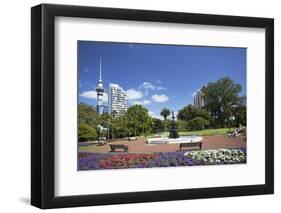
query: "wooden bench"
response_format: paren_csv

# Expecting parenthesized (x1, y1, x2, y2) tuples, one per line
(180, 142, 202, 151)
(109, 144, 128, 152)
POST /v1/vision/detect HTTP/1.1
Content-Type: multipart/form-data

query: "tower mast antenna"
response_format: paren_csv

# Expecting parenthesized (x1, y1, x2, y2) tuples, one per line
(99, 57, 102, 82)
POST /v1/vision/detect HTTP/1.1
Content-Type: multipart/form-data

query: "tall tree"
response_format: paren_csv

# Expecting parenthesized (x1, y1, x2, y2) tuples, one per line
(110, 110, 117, 139)
(177, 104, 212, 123)
(127, 105, 152, 136)
(100, 112, 111, 139)
(188, 117, 210, 131)
(160, 108, 171, 120)
(202, 77, 242, 128)
(113, 115, 129, 138)
(232, 95, 247, 127)
(152, 118, 164, 133)
(78, 123, 98, 142)
(160, 108, 171, 132)
(78, 103, 99, 128)
(177, 119, 188, 132)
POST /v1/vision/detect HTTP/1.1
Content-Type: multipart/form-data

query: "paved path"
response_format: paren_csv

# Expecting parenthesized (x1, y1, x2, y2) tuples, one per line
(79, 135, 246, 153)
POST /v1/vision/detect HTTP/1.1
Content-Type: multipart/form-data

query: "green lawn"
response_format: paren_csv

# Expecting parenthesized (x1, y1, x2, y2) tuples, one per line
(79, 144, 101, 153)
(147, 128, 230, 138)
(180, 128, 229, 136)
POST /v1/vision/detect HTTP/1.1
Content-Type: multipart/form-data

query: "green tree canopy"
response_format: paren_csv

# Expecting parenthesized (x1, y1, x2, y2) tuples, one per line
(78, 103, 99, 128)
(177, 104, 212, 123)
(127, 104, 152, 136)
(232, 95, 247, 127)
(78, 123, 98, 142)
(177, 119, 188, 132)
(202, 77, 243, 128)
(113, 115, 129, 138)
(152, 118, 164, 133)
(160, 108, 171, 120)
(100, 112, 111, 128)
(188, 117, 210, 131)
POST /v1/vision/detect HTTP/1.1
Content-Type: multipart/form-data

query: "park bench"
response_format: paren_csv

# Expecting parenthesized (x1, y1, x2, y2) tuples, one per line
(109, 144, 128, 152)
(180, 142, 202, 151)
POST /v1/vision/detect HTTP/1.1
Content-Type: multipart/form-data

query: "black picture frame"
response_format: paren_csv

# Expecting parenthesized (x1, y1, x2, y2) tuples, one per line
(31, 3, 274, 209)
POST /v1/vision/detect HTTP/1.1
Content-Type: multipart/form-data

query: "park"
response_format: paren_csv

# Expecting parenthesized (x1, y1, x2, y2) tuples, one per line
(78, 77, 247, 170)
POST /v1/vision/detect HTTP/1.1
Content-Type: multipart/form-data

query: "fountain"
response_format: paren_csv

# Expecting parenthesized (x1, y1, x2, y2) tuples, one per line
(169, 111, 179, 138)
(146, 111, 203, 144)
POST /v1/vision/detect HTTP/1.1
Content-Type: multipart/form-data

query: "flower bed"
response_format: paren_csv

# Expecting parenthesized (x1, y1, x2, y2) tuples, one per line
(99, 153, 159, 169)
(141, 152, 193, 168)
(78, 148, 246, 170)
(184, 148, 246, 165)
(79, 152, 109, 170)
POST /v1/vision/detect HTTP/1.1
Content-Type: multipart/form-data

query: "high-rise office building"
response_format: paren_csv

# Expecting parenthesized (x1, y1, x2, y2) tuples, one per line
(193, 87, 205, 109)
(108, 83, 127, 117)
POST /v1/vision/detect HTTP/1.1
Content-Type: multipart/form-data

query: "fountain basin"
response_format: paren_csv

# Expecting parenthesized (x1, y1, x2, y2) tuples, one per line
(146, 136, 203, 144)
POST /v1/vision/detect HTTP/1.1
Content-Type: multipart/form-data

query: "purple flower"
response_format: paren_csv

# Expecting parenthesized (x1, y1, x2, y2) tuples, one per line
(78, 148, 246, 171)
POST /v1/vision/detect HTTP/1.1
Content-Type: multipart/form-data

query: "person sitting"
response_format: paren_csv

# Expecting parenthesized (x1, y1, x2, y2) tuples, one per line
(227, 128, 239, 138)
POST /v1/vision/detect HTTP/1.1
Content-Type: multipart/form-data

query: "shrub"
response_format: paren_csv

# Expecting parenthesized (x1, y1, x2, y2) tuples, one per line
(78, 123, 98, 142)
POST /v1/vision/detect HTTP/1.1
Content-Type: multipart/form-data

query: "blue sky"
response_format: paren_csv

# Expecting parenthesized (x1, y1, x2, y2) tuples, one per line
(78, 41, 246, 119)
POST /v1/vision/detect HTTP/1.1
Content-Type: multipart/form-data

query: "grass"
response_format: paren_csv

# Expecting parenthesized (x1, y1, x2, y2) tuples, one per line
(79, 144, 101, 153)
(180, 128, 229, 136)
(147, 128, 230, 138)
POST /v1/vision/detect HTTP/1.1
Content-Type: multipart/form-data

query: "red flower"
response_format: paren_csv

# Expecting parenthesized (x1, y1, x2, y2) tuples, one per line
(99, 153, 159, 169)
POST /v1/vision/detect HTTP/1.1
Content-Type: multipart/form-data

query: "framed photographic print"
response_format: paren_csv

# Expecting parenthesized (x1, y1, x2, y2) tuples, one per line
(31, 4, 274, 209)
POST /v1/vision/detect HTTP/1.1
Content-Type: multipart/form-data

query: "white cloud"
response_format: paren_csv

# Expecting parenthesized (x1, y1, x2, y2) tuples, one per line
(148, 111, 155, 116)
(79, 90, 96, 99)
(156, 86, 167, 91)
(126, 89, 143, 100)
(79, 90, 108, 102)
(139, 82, 167, 94)
(84, 68, 89, 72)
(148, 111, 163, 120)
(151, 94, 169, 103)
(141, 82, 156, 90)
(143, 100, 151, 105)
(132, 99, 151, 105)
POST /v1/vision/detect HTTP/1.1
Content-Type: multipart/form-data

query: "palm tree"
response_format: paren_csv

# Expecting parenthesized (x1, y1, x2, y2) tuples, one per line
(160, 108, 171, 120)
(160, 108, 170, 133)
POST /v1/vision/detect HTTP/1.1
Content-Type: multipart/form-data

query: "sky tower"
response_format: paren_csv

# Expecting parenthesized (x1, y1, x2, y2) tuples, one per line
(96, 57, 104, 115)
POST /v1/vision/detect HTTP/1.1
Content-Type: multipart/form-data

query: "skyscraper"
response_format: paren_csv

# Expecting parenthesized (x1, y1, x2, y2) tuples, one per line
(95, 58, 104, 115)
(109, 83, 127, 117)
(193, 87, 205, 109)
